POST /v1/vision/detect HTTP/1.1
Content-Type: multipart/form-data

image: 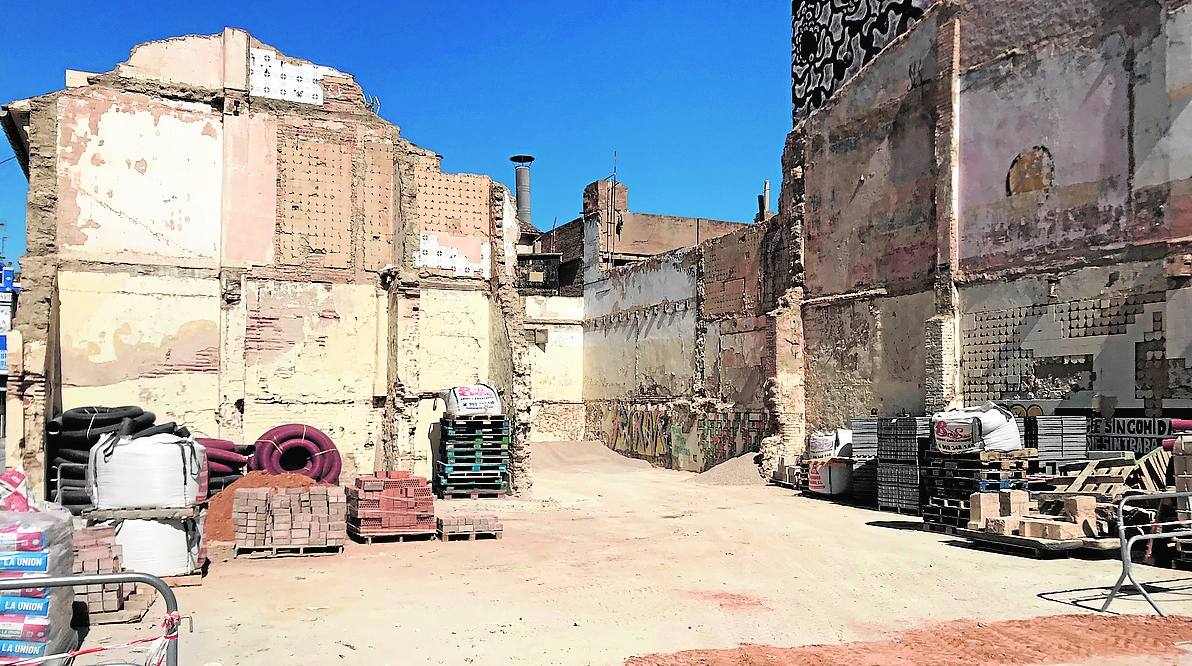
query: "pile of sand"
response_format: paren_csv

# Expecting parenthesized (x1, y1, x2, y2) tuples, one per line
(689, 453, 764, 486)
(205, 471, 321, 542)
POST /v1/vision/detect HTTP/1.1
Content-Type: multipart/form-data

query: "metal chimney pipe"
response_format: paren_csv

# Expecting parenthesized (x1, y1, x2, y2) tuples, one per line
(763, 179, 771, 216)
(511, 155, 535, 228)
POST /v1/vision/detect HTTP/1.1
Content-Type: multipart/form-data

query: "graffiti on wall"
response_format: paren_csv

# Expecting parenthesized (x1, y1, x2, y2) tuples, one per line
(600, 402, 671, 465)
(792, 0, 931, 119)
(589, 402, 769, 472)
(698, 412, 767, 469)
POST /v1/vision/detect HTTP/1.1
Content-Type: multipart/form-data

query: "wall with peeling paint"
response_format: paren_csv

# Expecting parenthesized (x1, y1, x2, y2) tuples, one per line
(5, 28, 529, 491)
(56, 90, 223, 267)
(57, 269, 222, 434)
(524, 295, 584, 441)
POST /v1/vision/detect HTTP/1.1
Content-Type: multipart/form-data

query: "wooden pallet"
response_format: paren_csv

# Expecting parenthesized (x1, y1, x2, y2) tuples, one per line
(955, 528, 1118, 559)
(234, 544, 345, 558)
(436, 490, 508, 500)
(438, 530, 503, 542)
(82, 506, 203, 520)
(161, 571, 203, 588)
(348, 528, 436, 545)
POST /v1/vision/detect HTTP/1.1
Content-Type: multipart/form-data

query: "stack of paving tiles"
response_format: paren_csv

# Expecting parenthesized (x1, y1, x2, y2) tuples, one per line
(849, 418, 879, 505)
(922, 449, 1034, 533)
(1025, 416, 1088, 465)
(876, 417, 928, 514)
(233, 487, 347, 555)
(347, 472, 435, 541)
(436, 515, 503, 541)
(437, 416, 510, 499)
(71, 526, 128, 613)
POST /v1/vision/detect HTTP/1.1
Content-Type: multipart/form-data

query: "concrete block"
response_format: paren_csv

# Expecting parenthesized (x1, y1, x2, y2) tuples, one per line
(999, 489, 1029, 517)
(1043, 520, 1083, 541)
(969, 492, 1001, 526)
(1063, 496, 1096, 520)
(1018, 518, 1050, 539)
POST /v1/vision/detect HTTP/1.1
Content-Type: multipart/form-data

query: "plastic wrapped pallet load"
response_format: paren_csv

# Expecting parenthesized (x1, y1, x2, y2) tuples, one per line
(931, 402, 1022, 454)
(87, 434, 206, 509)
(0, 472, 76, 665)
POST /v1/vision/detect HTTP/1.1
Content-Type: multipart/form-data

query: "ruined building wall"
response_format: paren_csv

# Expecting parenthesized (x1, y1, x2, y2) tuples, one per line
(787, 0, 1192, 429)
(954, 0, 1192, 416)
(795, 7, 954, 432)
(5, 29, 526, 491)
(581, 218, 776, 472)
(524, 295, 584, 442)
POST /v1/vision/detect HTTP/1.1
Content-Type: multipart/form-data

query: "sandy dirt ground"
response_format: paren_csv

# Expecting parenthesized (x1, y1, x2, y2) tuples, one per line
(86, 442, 1192, 665)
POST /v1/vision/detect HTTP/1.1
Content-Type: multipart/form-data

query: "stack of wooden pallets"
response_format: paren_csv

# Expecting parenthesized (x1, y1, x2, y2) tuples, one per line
(921, 449, 1035, 533)
(437, 416, 510, 499)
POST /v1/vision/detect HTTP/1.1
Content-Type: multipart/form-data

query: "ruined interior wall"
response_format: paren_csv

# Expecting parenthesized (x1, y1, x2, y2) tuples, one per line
(413, 157, 493, 279)
(796, 9, 945, 433)
(56, 269, 221, 434)
(803, 292, 935, 427)
(5, 30, 471, 492)
(955, 1, 1192, 417)
(55, 89, 223, 267)
(524, 295, 584, 441)
(242, 279, 385, 479)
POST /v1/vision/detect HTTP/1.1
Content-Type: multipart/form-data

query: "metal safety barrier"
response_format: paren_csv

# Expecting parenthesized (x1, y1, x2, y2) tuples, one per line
(0, 571, 179, 666)
(1102, 491, 1192, 616)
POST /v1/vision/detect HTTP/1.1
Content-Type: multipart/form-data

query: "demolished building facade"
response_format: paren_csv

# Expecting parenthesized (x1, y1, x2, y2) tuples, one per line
(2, 29, 531, 496)
(4, 0, 1191, 492)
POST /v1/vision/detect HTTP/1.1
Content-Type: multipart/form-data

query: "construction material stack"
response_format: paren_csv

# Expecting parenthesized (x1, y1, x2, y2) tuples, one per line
(347, 472, 436, 542)
(1027, 416, 1088, 471)
(876, 417, 927, 514)
(437, 515, 503, 542)
(922, 448, 1034, 533)
(233, 487, 347, 556)
(71, 526, 129, 614)
(849, 418, 878, 505)
(436, 416, 511, 499)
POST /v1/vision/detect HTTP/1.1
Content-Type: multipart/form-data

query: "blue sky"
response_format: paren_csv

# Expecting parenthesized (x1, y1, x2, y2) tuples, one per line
(0, 1, 791, 265)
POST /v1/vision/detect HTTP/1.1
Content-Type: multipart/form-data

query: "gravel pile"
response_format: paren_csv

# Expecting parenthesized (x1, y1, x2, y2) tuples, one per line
(689, 453, 764, 486)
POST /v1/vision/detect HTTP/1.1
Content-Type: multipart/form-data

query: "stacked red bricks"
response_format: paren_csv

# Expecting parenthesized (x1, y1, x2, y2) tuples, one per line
(233, 487, 347, 552)
(347, 472, 435, 537)
(71, 526, 127, 613)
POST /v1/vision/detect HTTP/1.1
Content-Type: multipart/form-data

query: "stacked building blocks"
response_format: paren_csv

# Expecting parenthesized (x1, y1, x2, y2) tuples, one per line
(348, 472, 437, 543)
(437, 515, 503, 542)
(71, 526, 129, 613)
(437, 416, 511, 499)
(876, 417, 928, 514)
(233, 487, 347, 557)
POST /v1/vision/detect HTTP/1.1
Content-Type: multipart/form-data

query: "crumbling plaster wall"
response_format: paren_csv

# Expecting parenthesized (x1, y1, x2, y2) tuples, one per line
(794, 7, 952, 434)
(955, 0, 1192, 416)
(7, 28, 528, 492)
(524, 295, 584, 442)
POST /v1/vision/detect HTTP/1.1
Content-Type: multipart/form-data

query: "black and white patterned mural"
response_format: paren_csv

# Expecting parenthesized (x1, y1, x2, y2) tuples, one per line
(792, 0, 933, 119)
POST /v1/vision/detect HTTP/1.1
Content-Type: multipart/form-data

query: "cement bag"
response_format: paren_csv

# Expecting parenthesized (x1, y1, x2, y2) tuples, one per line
(808, 459, 852, 495)
(88, 434, 206, 509)
(932, 402, 1021, 454)
(439, 384, 503, 417)
(0, 502, 76, 664)
(112, 518, 200, 577)
(808, 431, 837, 458)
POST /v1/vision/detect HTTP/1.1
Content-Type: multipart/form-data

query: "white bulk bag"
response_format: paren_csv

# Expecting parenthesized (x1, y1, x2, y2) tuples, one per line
(931, 402, 1022, 453)
(439, 384, 503, 417)
(111, 518, 200, 577)
(88, 434, 206, 509)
